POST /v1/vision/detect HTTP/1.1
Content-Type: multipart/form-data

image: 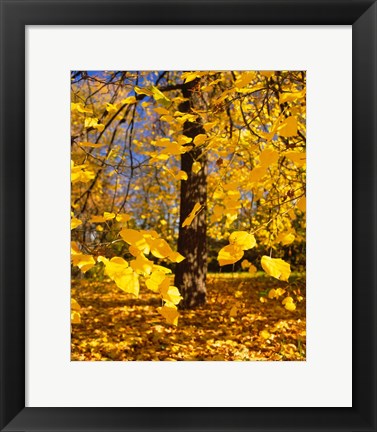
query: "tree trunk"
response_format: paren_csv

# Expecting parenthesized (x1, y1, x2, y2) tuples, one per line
(174, 81, 207, 309)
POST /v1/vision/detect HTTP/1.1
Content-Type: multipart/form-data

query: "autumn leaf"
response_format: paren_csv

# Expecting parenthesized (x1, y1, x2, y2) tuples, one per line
(130, 253, 154, 276)
(116, 213, 131, 223)
(217, 244, 244, 266)
(297, 196, 306, 212)
(193, 134, 207, 146)
(150, 238, 173, 259)
(229, 231, 256, 250)
(261, 256, 291, 282)
(120, 228, 150, 254)
(71, 244, 96, 273)
(71, 160, 95, 184)
(182, 203, 202, 228)
(98, 256, 139, 296)
(79, 141, 106, 148)
(71, 216, 82, 230)
(158, 304, 179, 326)
(84, 117, 105, 132)
(192, 161, 201, 174)
(277, 116, 298, 137)
(159, 280, 182, 305)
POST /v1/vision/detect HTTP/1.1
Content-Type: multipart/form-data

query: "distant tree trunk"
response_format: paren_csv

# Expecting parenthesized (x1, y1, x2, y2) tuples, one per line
(174, 81, 207, 309)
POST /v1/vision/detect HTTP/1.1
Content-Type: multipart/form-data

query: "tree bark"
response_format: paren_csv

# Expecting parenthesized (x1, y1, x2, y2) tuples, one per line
(174, 81, 207, 309)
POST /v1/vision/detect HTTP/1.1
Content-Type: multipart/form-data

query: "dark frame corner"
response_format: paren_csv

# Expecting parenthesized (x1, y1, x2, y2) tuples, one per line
(1, 1, 376, 431)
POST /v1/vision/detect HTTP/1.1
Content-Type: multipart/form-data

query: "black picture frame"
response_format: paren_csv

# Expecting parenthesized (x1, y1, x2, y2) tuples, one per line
(1, 0, 376, 431)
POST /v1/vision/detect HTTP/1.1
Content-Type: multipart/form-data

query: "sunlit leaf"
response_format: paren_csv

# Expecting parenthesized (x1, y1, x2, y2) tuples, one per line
(130, 253, 154, 276)
(150, 238, 173, 259)
(168, 251, 185, 263)
(120, 228, 150, 254)
(192, 161, 201, 174)
(71, 216, 82, 230)
(158, 304, 179, 326)
(116, 213, 131, 223)
(145, 270, 167, 292)
(217, 244, 244, 266)
(98, 256, 139, 296)
(277, 116, 298, 137)
(79, 141, 106, 148)
(182, 203, 202, 228)
(193, 134, 207, 146)
(261, 256, 291, 282)
(229, 231, 256, 250)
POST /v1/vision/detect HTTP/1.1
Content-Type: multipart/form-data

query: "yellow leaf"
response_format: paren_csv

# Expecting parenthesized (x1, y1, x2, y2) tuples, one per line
(134, 86, 153, 96)
(260, 330, 271, 339)
(249, 166, 267, 183)
(71, 311, 81, 324)
(203, 121, 216, 132)
(260, 148, 279, 167)
(279, 89, 305, 104)
(71, 160, 95, 184)
(260, 71, 274, 78)
(297, 196, 306, 212)
(168, 251, 185, 263)
(160, 281, 182, 305)
(153, 265, 172, 274)
(229, 231, 256, 250)
(79, 141, 106, 148)
(279, 232, 295, 246)
(217, 244, 244, 266)
(282, 296, 294, 305)
(229, 306, 238, 317)
(192, 161, 201, 174)
(150, 238, 173, 259)
(71, 216, 82, 230)
(277, 116, 298, 137)
(241, 259, 251, 270)
(151, 86, 171, 105)
(182, 203, 202, 228)
(90, 215, 106, 223)
(182, 72, 200, 83)
(71, 102, 92, 114)
(98, 256, 139, 296)
(106, 103, 118, 112)
(176, 135, 193, 146)
(235, 72, 254, 89)
(71, 298, 81, 311)
(103, 212, 115, 220)
(130, 253, 154, 275)
(116, 213, 131, 223)
(154, 137, 171, 147)
(283, 297, 296, 311)
(161, 142, 192, 156)
(84, 117, 105, 132)
(129, 245, 142, 257)
(261, 256, 291, 282)
(145, 270, 167, 293)
(284, 151, 306, 167)
(248, 264, 257, 275)
(158, 304, 179, 326)
(121, 96, 137, 104)
(154, 107, 170, 115)
(193, 134, 207, 146)
(120, 228, 150, 254)
(175, 170, 188, 181)
(71, 253, 96, 273)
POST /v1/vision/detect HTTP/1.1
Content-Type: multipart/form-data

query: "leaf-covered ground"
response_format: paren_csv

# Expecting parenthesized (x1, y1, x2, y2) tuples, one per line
(71, 273, 306, 361)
